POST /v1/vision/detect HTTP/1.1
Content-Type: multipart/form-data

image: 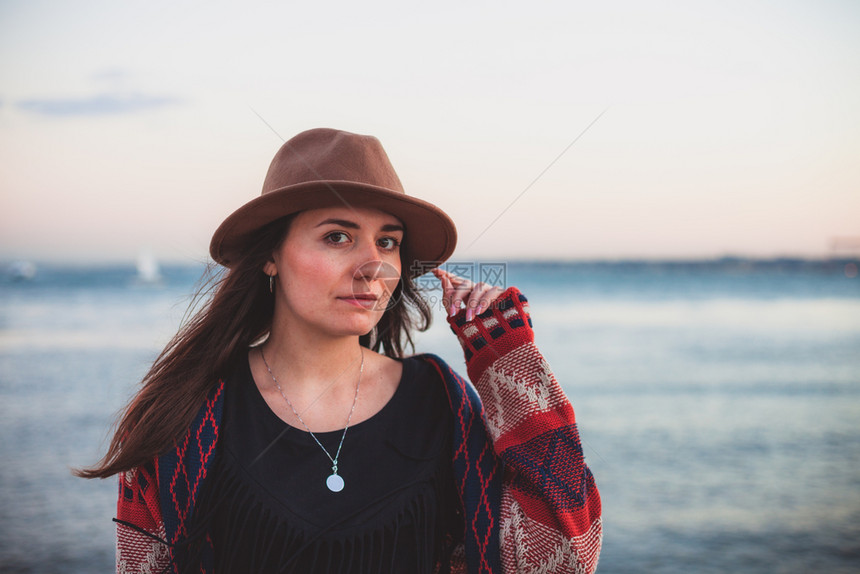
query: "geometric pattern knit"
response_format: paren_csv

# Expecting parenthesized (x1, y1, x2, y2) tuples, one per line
(114, 287, 602, 574)
(157, 382, 222, 570)
(423, 354, 503, 574)
(116, 462, 169, 574)
(446, 289, 602, 573)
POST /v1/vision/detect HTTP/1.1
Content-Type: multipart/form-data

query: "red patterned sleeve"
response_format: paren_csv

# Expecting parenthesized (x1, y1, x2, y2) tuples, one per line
(447, 287, 602, 574)
(115, 460, 171, 573)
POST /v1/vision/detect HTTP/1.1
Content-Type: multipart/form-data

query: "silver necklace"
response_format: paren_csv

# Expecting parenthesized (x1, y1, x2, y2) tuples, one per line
(259, 347, 363, 493)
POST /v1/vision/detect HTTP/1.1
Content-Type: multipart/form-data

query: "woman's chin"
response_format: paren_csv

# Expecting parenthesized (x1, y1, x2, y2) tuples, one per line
(327, 316, 384, 339)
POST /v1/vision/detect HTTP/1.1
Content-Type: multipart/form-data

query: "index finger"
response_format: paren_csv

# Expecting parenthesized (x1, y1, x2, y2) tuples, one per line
(432, 268, 466, 316)
(432, 267, 455, 292)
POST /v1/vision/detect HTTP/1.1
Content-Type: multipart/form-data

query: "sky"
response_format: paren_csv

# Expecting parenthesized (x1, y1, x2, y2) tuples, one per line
(1, 0, 859, 263)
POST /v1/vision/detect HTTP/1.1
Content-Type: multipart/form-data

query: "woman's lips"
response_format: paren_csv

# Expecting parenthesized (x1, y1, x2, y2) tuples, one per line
(340, 293, 380, 309)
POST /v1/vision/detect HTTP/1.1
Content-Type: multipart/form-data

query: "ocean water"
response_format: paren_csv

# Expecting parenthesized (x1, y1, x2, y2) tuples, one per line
(1, 259, 858, 573)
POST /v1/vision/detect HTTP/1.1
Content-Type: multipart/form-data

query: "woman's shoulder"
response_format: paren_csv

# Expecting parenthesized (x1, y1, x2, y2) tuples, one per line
(363, 348, 405, 389)
(360, 352, 454, 391)
(407, 352, 450, 369)
(406, 353, 467, 385)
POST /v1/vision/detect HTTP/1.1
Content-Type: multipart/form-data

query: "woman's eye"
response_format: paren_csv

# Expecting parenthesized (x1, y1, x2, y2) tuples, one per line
(326, 232, 350, 244)
(378, 237, 400, 250)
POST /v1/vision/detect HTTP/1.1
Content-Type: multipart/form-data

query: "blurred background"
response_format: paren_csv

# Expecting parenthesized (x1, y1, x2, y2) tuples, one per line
(1, 1, 858, 572)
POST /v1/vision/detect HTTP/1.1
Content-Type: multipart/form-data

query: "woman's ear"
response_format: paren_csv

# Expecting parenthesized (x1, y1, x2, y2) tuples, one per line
(263, 260, 277, 277)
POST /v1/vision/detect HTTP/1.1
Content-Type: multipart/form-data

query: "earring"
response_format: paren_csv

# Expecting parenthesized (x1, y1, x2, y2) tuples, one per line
(269, 274, 274, 293)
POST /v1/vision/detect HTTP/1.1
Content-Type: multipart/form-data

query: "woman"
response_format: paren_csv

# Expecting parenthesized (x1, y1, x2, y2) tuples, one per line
(79, 128, 602, 573)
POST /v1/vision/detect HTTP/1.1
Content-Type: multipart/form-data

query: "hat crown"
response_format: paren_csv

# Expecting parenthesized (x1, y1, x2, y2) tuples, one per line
(262, 128, 405, 196)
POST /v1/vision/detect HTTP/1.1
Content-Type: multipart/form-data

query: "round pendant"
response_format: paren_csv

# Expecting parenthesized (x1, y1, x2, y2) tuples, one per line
(326, 473, 345, 492)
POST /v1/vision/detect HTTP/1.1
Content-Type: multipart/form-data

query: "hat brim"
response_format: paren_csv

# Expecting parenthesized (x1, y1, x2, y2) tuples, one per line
(209, 181, 457, 277)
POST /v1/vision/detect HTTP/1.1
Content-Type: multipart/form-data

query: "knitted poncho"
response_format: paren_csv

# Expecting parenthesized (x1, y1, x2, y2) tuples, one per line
(115, 288, 602, 573)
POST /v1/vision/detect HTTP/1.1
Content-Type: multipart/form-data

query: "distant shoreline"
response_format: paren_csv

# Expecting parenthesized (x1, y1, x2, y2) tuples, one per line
(3, 256, 859, 278)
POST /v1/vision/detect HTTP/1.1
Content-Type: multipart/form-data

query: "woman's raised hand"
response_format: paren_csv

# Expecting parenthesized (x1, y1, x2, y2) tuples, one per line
(432, 268, 505, 322)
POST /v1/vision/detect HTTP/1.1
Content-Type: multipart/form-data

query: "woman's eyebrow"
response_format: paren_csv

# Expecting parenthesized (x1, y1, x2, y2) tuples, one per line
(316, 218, 359, 229)
(315, 218, 404, 233)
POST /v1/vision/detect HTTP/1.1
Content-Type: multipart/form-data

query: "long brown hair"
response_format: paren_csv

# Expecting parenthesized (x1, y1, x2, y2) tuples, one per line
(76, 216, 432, 479)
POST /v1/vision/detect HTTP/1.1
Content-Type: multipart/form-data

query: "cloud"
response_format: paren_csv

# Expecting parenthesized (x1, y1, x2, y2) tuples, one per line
(16, 92, 182, 117)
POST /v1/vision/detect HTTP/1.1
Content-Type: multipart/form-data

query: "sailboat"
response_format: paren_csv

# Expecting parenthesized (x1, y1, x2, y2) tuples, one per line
(7, 260, 37, 282)
(135, 249, 163, 285)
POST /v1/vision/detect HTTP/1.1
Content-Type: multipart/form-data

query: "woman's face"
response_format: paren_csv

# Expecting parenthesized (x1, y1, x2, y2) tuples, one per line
(264, 206, 404, 340)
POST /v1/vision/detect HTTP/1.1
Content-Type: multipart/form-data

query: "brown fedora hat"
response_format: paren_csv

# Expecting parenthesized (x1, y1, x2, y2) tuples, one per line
(210, 128, 457, 275)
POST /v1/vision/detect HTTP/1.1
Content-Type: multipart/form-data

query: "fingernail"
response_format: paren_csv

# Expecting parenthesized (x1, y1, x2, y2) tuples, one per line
(466, 309, 474, 321)
(449, 304, 457, 317)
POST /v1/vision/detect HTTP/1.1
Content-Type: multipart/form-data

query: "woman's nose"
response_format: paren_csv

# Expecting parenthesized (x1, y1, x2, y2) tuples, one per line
(352, 242, 399, 284)
(354, 259, 384, 280)
(353, 239, 382, 267)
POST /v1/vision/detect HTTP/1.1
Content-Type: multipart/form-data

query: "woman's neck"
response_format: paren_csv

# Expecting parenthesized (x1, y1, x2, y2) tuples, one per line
(258, 327, 364, 395)
(250, 322, 402, 434)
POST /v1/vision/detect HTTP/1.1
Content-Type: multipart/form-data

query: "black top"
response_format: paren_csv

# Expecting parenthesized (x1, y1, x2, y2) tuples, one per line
(181, 355, 459, 574)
